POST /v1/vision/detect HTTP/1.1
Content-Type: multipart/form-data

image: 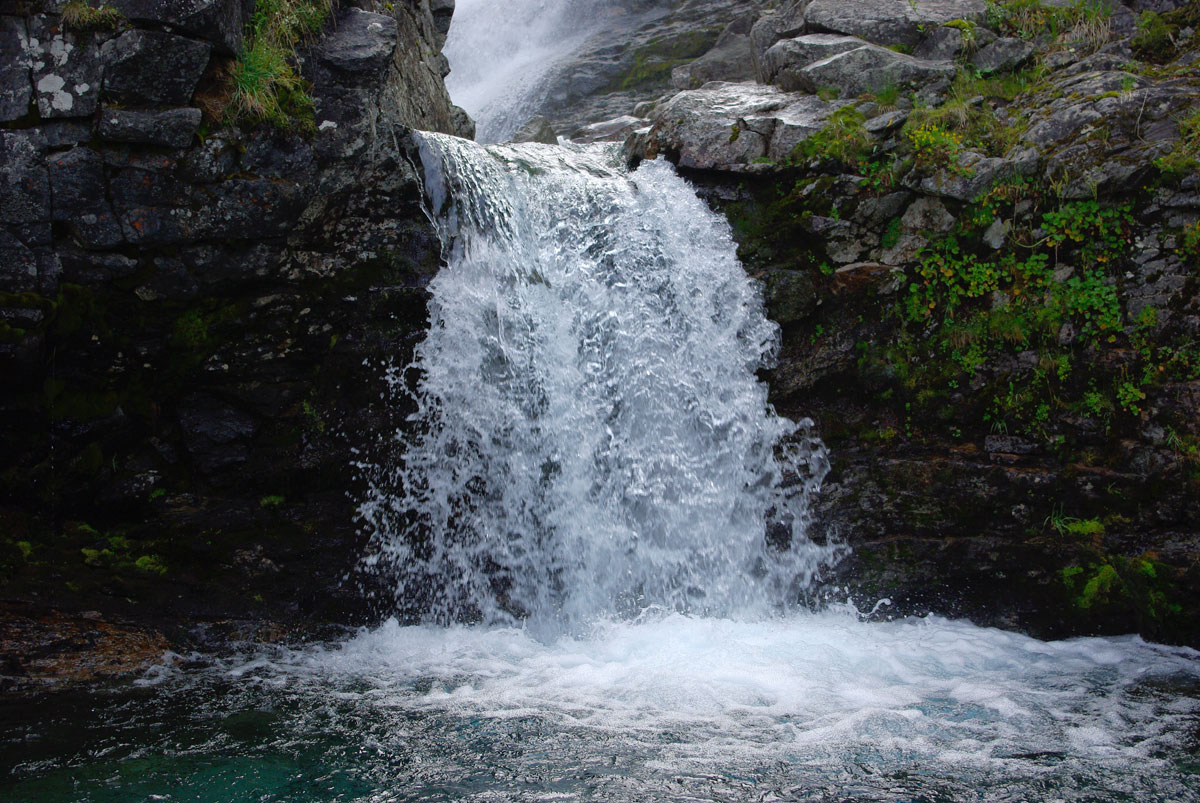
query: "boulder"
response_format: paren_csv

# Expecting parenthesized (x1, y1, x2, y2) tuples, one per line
(970, 37, 1036, 75)
(29, 15, 101, 118)
(451, 105, 476, 140)
(0, 131, 50, 225)
(430, 0, 455, 47)
(916, 151, 1016, 201)
(761, 33, 866, 91)
(105, 0, 247, 54)
(749, 0, 814, 81)
(511, 115, 557, 144)
(317, 8, 398, 76)
(0, 16, 31, 121)
(179, 394, 258, 476)
(101, 30, 211, 105)
(805, 0, 987, 48)
(644, 81, 844, 171)
(793, 44, 956, 98)
(99, 107, 203, 148)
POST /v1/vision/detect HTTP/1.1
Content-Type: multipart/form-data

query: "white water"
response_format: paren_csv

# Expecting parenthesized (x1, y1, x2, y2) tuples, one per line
(360, 134, 838, 634)
(443, 0, 641, 141)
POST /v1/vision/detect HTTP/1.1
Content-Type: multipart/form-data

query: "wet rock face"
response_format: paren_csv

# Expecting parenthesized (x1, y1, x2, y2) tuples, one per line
(0, 0, 464, 648)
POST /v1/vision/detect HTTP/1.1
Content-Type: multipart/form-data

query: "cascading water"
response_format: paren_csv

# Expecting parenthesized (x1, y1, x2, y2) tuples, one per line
(443, 0, 649, 142)
(359, 134, 839, 633)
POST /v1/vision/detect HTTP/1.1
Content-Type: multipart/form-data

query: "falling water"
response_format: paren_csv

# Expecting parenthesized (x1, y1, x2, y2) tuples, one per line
(359, 134, 839, 634)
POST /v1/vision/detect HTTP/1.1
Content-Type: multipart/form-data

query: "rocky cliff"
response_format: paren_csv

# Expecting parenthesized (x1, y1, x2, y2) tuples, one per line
(618, 0, 1200, 644)
(0, 0, 471, 685)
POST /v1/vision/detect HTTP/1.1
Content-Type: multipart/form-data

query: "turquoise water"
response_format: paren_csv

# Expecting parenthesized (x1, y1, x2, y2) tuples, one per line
(5, 613, 1200, 802)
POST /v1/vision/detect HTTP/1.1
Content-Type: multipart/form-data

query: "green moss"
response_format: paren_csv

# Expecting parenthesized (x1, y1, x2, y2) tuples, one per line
(603, 29, 721, 92)
(62, 1, 125, 31)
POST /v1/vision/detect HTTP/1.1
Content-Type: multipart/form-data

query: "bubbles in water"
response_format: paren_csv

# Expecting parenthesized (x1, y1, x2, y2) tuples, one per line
(358, 134, 841, 633)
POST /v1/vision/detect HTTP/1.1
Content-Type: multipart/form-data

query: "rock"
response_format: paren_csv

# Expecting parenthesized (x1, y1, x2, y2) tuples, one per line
(792, 44, 957, 98)
(672, 13, 759, 89)
(41, 120, 91, 148)
(179, 394, 258, 475)
(971, 37, 1036, 75)
(864, 109, 908, 134)
(430, 0, 455, 47)
(0, 229, 38, 292)
(570, 114, 644, 144)
(805, 0, 987, 48)
(0, 16, 31, 121)
(913, 25, 963, 61)
(98, 107, 202, 148)
(983, 217, 1009, 249)
(29, 15, 101, 118)
(317, 8, 397, 76)
(916, 151, 1014, 201)
(761, 33, 865, 92)
(984, 435, 1040, 455)
(901, 196, 956, 233)
(643, 81, 843, 171)
(511, 115, 557, 144)
(106, 0, 247, 54)
(102, 30, 211, 105)
(451, 104, 476, 140)
(0, 131, 50, 225)
(47, 146, 124, 248)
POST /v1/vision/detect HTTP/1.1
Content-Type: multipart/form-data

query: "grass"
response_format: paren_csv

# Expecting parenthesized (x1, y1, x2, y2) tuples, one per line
(228, 0, 332, 130)
(61, 1, 124, 31)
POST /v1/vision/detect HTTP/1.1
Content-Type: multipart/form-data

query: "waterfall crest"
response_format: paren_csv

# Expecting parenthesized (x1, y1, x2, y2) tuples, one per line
(359, 134, 840, 633)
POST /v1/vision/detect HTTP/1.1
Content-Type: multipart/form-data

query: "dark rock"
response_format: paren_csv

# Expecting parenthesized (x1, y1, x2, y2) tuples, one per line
(106, 0, 247, 54)
(98, 107, 202, 148)
(136, 256, 198, 301)
(58, 246, 138, 285)
(317, 8, 397, 76)
(511, 115, 557, 144)
(451, 104, 475, 140)
(180, 134, 238, 183)
(984, 435, 1040, 455)
(101, 30, 210, 105)
(970, 37, 1035, 75)
(0, 130, 50, 225)
(671, 13, 759, 90)
(47, 145, 124, 248)
(430, 0, 454, 46)
(41, 120, 91, 148)
(913, 24, 963, 60)
(0, 229, 38, 292)
(29, 14, 101, 118)
(179, 393, 258, 475)
(0, 15, 31, 121)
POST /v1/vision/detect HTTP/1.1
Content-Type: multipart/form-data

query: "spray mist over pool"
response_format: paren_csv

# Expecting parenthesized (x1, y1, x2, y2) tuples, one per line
(358, 134, 839, 634)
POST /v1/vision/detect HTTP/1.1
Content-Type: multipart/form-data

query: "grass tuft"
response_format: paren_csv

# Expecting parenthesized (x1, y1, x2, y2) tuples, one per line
(61, 1, 125, 31)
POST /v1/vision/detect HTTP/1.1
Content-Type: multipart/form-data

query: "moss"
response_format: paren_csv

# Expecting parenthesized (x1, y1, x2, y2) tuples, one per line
(603, 29, 721, 93)
(61, 1, 125, 31)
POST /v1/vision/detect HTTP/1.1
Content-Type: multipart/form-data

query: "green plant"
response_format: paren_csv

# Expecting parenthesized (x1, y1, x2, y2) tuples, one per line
(228, 0, 333, 130)
(260, 494, 286, 508)
(61, 1, 125, 30)
(793, 107, 875, 169)
(906, 121, 964, 172)
(1156, 108, 1200, 179)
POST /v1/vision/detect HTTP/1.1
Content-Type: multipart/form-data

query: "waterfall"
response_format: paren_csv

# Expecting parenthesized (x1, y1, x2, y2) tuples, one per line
(443, 0, 647, 142)
(359, 134, 840, 633)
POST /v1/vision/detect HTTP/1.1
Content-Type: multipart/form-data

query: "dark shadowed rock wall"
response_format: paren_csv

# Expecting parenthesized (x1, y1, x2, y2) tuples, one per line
(0, 0, 469, 683)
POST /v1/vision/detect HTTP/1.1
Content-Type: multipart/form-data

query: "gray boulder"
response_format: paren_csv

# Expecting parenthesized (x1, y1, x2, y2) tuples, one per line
(511, 115, 557, 144)
(762, 33, 866, 91)
(643, 81, 845, 171)
(430, 0, 455, 47)
(0, 17, 31, 121)
(317, 8, 397, 76)
(793, 44, 956, 98)
(99, 107, 202, 147)
(106, 0, 247, 54)
(805, 0, 987, 48)
(101, 30, 210, 105)
(749, 0, 814, 81)
(29, 15, 102, 119)
(971, 37, 1036, 75)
